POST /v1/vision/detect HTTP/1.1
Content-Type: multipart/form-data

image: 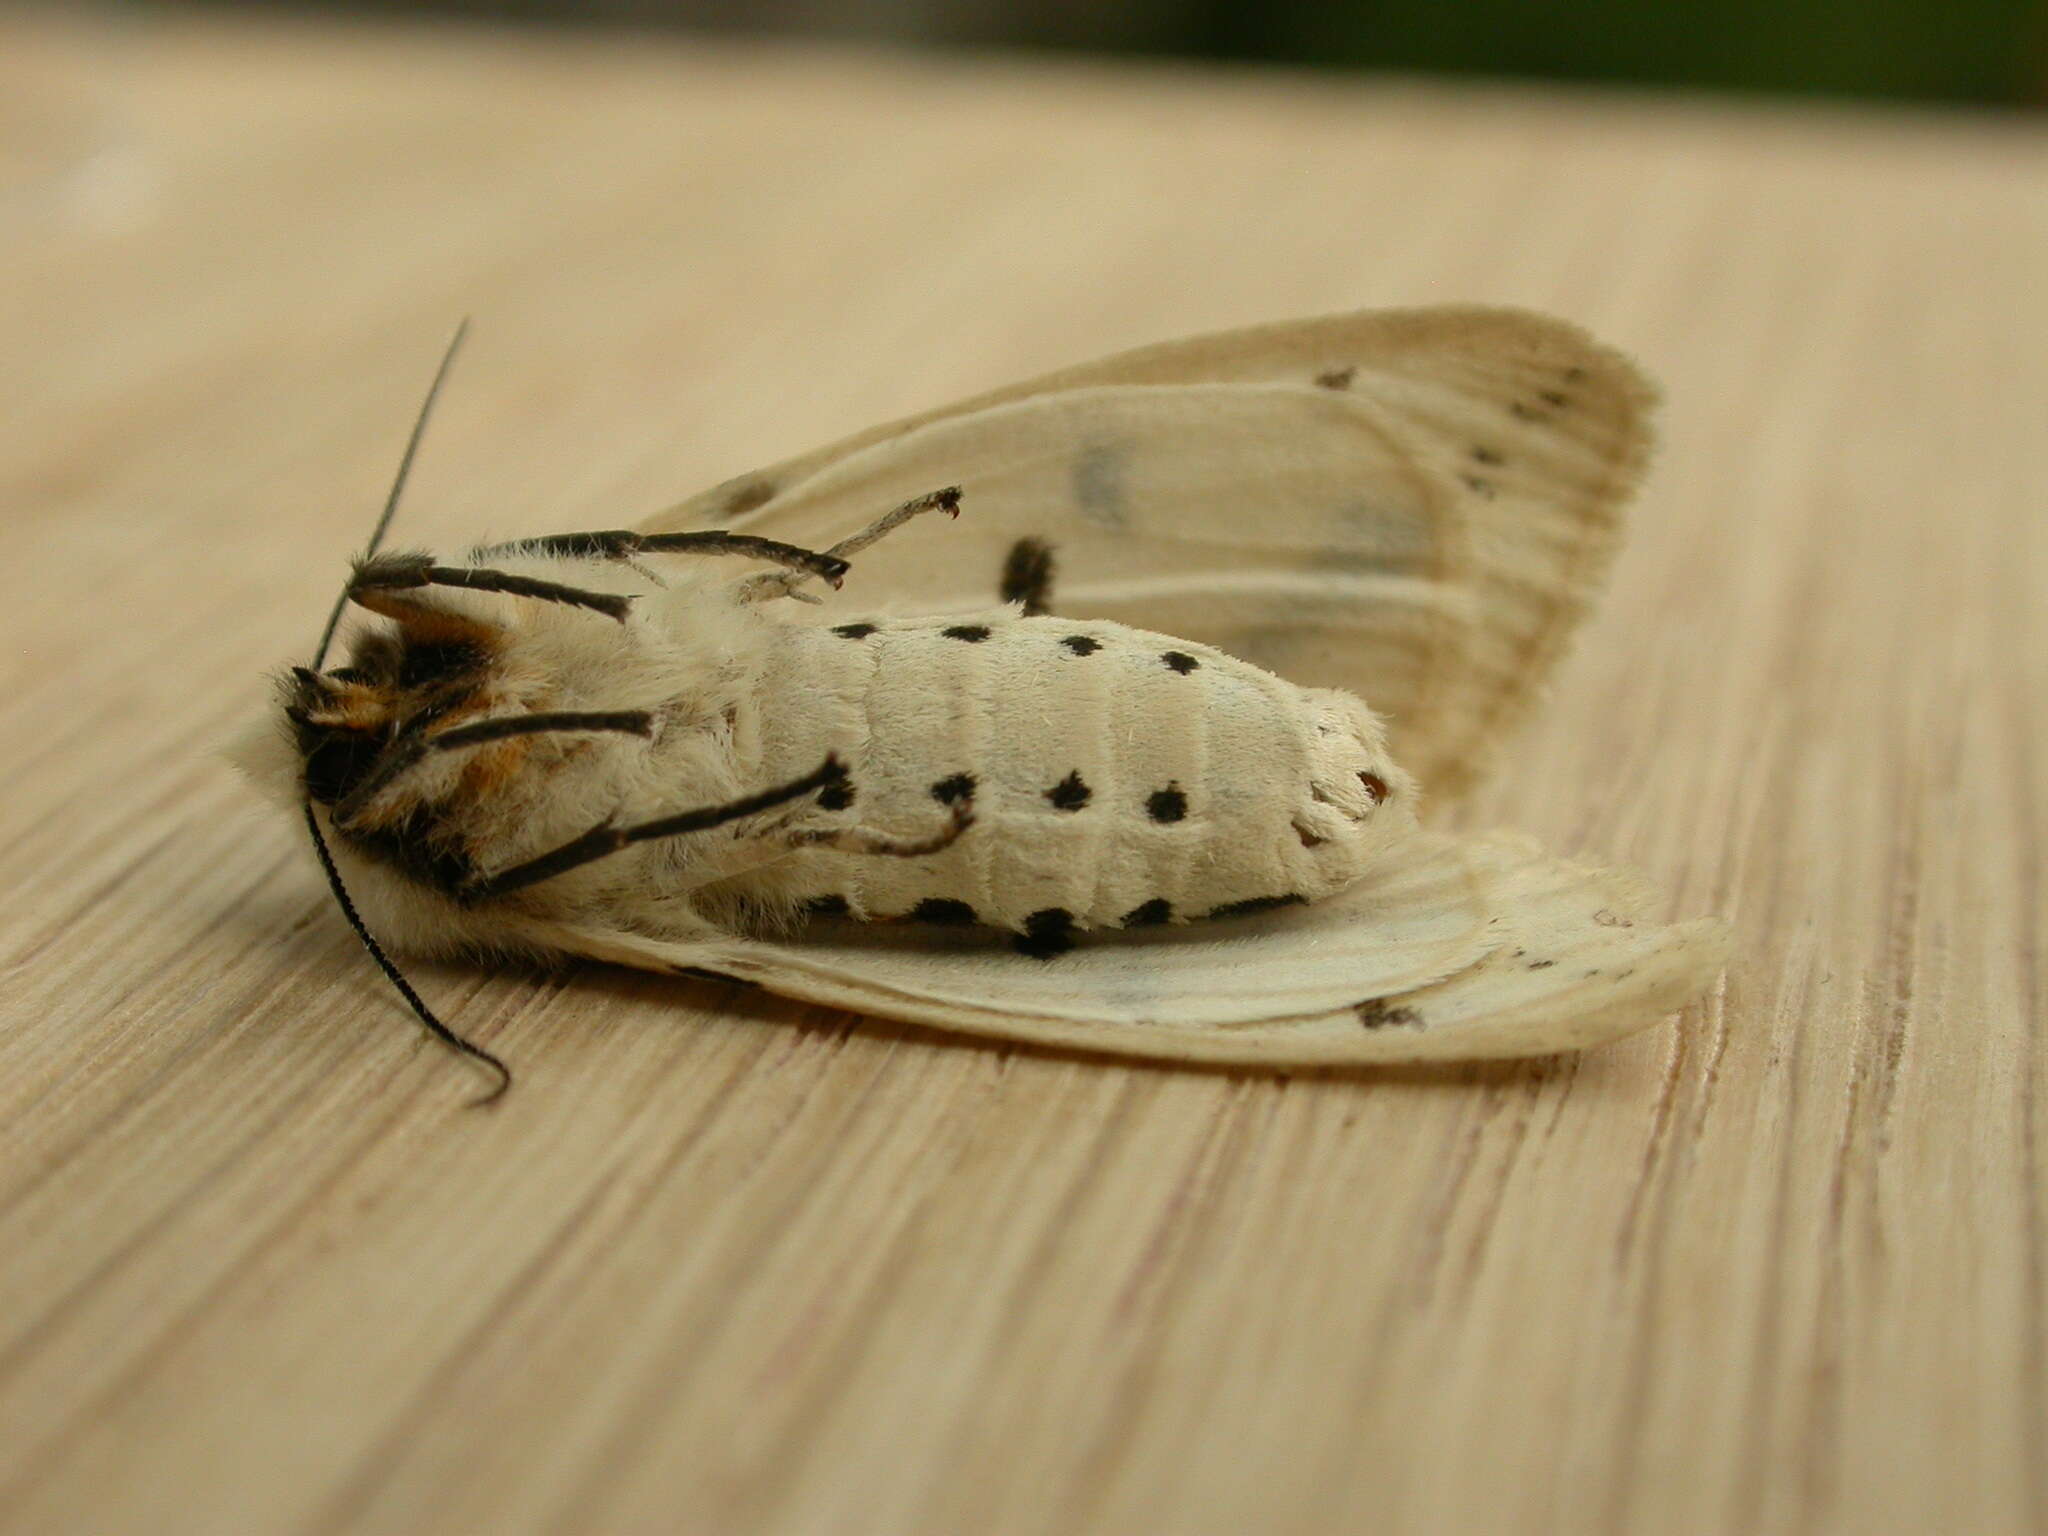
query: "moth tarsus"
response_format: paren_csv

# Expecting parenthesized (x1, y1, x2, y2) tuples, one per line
(784, 801, 975, 858)
(731, 486, 961, 605)
(819, 485, 961, 559)
(240, 305, 1727, 1091)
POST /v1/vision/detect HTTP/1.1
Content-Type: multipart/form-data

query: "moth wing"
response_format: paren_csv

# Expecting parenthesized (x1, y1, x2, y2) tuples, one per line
(642, 306, 1654, 797)
(522, 832, 1725, 1065)
(1342, 834, 1732, 1060)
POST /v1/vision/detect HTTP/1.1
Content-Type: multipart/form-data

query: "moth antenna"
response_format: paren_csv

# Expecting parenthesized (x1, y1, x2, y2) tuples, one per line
(303, 802, 512, 1106)
(303, 319, 505, 1105)
(314, 316, 471, 669)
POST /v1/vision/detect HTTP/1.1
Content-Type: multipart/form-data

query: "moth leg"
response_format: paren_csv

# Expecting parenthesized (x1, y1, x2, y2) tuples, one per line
(998, 538, 1056, 615)
(458, 756, 845, 904)
(819, 486, 963, 561)
(472, 530, 849, 587)
(781, 802, 974, 858)
(331, 710, 655, 831)
(349, 554, 634, 623)
(740, 486, 962, 603)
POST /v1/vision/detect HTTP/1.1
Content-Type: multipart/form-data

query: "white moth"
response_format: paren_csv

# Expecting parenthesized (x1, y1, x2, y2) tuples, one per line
(234, 307, 1730, 1098)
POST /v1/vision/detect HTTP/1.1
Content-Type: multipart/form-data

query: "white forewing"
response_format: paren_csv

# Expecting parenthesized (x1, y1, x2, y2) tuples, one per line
(642, 305, 1653, 798)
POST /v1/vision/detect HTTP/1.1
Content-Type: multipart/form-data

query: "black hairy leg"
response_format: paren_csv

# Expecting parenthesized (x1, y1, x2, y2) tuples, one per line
(458, 756, 848, 903)
(331, 710, 655, 829)
(474, 530, 849, 587)
(349, 553, 635, 622)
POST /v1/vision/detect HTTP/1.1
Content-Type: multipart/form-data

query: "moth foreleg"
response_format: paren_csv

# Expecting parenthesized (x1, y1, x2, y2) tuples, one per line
(332, 710, 655, 830)
(457, 756, 845, 903)
(349, 554, 634, 622)
(474, 530, 849, 587)
(739, 486, 961, 603)
(820, 485, 962, 561)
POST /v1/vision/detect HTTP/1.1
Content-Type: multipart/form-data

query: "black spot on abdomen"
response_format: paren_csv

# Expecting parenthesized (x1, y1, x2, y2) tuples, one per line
(1045, 770, 1092, 812)
(930, 773, 977, 805)
(832, 622, 877, 640)
(908, 898, 977, 925)
(1160, 651, 1199, 674)
(1015, 907, 1076, 958)
(1145, 785, 1187, 823)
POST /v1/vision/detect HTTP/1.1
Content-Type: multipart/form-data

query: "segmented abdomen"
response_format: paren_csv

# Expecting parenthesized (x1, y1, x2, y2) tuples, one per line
(741, 613, 1413, 938)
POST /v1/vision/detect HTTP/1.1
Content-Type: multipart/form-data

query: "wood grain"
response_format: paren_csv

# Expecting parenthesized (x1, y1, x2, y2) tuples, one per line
(2, 10, 2042, 1532)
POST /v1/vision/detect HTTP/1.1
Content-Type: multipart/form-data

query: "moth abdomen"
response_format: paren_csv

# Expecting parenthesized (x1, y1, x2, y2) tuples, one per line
(742, 612, 1415, 941)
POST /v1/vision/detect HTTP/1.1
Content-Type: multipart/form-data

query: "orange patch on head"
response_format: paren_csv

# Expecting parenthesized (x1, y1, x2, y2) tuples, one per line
(347, 587, 502, 650)
(295, 677, 400, 733)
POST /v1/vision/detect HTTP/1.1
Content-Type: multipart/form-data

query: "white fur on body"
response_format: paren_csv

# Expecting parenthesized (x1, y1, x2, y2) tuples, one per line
(237, 548, 1415, 956)
(234, 305, 1731, 1067)
(740, 616, 1413, 928)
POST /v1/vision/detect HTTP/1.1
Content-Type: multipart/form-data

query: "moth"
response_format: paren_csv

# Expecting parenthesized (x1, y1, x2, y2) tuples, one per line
(234, 307, 1731, 1100)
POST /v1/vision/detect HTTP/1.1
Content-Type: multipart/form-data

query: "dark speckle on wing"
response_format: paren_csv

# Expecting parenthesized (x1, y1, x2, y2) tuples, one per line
(722, 478, 776, 515)
(1071, 442, 1129, 530)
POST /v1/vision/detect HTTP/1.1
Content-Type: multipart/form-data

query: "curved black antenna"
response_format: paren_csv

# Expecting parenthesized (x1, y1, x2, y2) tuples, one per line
(303, 318, 511, 1105)
(304, 803, 510, 1106)
(313, 317, 471, 669)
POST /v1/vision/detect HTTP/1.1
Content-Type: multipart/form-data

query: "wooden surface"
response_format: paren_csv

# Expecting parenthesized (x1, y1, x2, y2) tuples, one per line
(3, 10, 2043, 1533)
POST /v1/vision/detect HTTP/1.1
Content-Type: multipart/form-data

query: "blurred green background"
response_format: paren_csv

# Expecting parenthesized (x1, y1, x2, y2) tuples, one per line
(202, 0, 2048, 105)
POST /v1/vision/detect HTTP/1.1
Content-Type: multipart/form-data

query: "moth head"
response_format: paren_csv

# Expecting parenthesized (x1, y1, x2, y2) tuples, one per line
(225, 601, 491, 815)
(284, 663, 393, 808)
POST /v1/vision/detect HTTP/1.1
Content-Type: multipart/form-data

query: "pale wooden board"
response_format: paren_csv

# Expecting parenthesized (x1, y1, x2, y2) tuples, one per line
(2, 10, 2044, 1533)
